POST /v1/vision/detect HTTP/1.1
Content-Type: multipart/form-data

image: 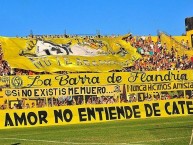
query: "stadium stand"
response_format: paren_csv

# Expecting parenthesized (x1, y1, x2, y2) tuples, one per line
(1, 17, 193, 110)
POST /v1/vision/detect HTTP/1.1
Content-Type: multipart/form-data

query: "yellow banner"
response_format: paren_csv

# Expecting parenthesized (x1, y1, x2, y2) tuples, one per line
(1, 70, 193, 104)
(127, 81, 193, 93)
(0, 99, 192, 129)
(3, 85, 121, 97)
(0, 70, 191, 89)
(0, 36, 140, 72)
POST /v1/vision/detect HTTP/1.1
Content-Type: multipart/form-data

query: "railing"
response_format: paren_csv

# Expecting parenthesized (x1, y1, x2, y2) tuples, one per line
(158, 31, 189, 56)
(159, 31, 189, 50)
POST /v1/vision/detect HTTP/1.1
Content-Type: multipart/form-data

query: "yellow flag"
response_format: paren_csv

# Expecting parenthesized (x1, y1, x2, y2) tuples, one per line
(0, 36, 141, 72)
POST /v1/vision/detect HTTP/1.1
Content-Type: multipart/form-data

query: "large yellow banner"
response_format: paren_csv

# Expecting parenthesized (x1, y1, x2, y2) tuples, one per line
(1, 70, 192, 103)
(0, 70, 190, 89)
(0, 99, 192, 129)
(1, 70, 193, 129)
(0, 36, 140, 72)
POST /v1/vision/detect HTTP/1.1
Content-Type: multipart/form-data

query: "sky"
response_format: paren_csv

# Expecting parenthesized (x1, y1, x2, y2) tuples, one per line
(0, 0, 193, 36)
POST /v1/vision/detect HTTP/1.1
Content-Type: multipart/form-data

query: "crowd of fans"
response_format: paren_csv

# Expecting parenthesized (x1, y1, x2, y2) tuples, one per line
(0, 44, 11, 76)
(0, 34, 193, 109)
(126, 90, 187, 103)
(123, 34, 193, 71)
(0, 95, 119, 109)
(0, 34, 193, 75)
(1, 90, 192, 110)
(1, 34, 193, 75)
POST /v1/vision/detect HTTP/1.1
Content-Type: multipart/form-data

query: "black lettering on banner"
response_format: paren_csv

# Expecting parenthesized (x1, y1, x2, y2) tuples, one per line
(165, 102, 171, 115)
(44, 79, 52, 86)
(80, 87, 86, 94)
(47, 88, 52, 96)
(5, 111, 48, 127)
(68, 88, 74, 95)
(108, 107, 117, 120)
(12, 90, 17, 96)
(107, 73, 122, 83)
(141, 71, 188, 82)
(144, 104, 153, 117)
(130, 84, 147, 92)
(78, 108, 87, 122)
(5, 113, 14, 126)
(79, 106, 142, 121)
(76, 58, 83, 65)
(38, 111, 48, 124)
(55, 75, 100, 86)
(87, 108, 96, 121)
(27, 76, 41, 87)
(143, 103, 160, 117)
(34, 89, 39, 97)
(178, 101, 186, 114)
(61, 88, 66, 95)
(133, 105, 141, 118)
(29, 58, 43, 69)
(68, 75, 76, 85)
(104, 107, 109, 120)
(79, 86, 106, 95)
(187, 101, 193, 114)
(56, 57, 61, 66)
(78, 106, 143, 122)
(63, 57, 72, 65)
(63, 109, 73, 122)
(162, 83, 169, 90)
(40, 89, 46, 96)
(43, 58, 51, 66)
(54, 109, 73, 123)
(5, 100, 193, 128)
(152, 103, 161, 116)
(14, 112, 27, 126)
(116, 106, 125, 119)
(172, 102, 180, 114)
(22, 89, 32, 97)
(68, 87, 79, 95)
(127, 71, 188, 83)
(54, 109, 63, 123)
(128, 72, 140, 82)
(124, 106, 133, 119)
(97, 87, 106, 94)
(95, 108, 104, 120)
(27, 76, 52, 87)
(74, 87, 79, 95)
(27, 112, 38, 125)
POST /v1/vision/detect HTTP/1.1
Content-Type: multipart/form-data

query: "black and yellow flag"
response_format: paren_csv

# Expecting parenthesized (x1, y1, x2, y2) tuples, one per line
(0, 36, 141, 72)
